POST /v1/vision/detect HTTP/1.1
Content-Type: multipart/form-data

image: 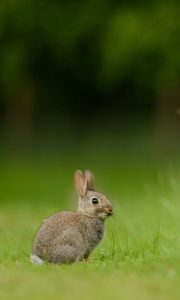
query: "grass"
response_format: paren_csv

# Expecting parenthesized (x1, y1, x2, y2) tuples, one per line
(1, 144, 180, 300)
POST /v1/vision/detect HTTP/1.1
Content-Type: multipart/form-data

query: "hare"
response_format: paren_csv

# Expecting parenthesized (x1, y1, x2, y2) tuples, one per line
(31, 170, 113, 264)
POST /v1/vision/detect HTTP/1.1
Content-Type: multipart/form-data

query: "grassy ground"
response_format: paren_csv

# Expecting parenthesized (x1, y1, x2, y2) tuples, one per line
(1, 139, 180, 299)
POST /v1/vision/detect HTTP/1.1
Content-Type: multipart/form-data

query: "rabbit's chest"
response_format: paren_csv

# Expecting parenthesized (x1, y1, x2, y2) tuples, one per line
(82, 220, 104, 252)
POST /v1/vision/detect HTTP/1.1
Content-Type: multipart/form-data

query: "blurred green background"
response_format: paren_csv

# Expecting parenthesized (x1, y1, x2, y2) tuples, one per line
(0, 1, 180, 299)
(0, 0, 180, 205)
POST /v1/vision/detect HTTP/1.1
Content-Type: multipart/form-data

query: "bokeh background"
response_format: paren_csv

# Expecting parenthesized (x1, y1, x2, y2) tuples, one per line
(0, 0, 180, 206)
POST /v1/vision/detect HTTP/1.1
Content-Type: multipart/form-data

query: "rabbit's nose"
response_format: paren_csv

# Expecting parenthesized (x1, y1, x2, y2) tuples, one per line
(107, 206, 113, 215)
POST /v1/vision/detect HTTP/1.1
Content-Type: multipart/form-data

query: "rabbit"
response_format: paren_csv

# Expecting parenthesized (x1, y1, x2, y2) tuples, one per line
(30, 169, 113, 264)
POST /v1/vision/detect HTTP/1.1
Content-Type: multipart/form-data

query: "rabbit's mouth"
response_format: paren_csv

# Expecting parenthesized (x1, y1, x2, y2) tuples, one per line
(105, 206, 114, 217)
(105, 211, 113, 218)
(107, 210, 113, 216)
(97, 207, 114, 219)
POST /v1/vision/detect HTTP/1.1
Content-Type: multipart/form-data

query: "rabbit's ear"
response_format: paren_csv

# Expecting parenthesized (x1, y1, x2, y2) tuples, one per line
(74, 170, 87, 196)
(84, 170, 94, 190)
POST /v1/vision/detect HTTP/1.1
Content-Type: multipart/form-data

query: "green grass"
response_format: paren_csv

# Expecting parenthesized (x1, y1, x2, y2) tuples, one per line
(1, 150, 180, 300)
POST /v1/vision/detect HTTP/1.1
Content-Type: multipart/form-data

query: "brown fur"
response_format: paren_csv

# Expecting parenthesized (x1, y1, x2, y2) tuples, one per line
(32, 170, 113, 264)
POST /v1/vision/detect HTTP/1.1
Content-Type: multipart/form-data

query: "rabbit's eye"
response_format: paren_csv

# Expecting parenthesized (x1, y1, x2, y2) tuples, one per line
(92, 197, 99, 204)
